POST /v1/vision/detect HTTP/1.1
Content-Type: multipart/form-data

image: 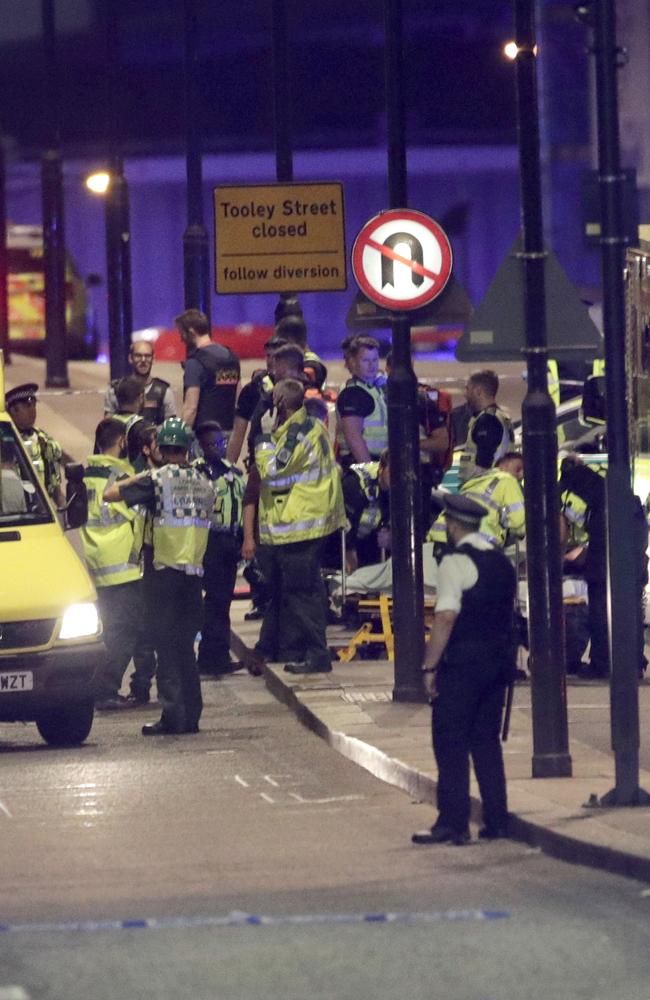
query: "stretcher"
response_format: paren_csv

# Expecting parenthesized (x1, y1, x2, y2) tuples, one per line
(333, 593, 437, 662)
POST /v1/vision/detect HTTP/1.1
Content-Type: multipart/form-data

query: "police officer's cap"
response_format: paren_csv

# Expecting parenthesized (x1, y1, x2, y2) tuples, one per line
(432, 490, 486, 526)
(5, 383, 39, 409)
(157, 417, 192, 449)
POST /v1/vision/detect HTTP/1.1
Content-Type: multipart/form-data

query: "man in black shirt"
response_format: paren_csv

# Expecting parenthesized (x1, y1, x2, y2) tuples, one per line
(177, 309, 241, 433)
(226, 335, 287, 463)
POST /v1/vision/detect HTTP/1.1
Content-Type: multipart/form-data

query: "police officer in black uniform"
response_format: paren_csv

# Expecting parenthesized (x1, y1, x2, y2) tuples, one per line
(104, 339, 176, 426)
(412, 493, 517, 846)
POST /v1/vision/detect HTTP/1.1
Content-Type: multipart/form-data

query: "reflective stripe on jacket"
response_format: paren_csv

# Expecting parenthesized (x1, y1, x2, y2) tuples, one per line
(257, 406, 347, 545)
(193, 458, 244, 534)
(349, 461, 382, 539)
(151, 464, 215, 574)
(80, 454, 143, 587)
(428, 470, 525, 550)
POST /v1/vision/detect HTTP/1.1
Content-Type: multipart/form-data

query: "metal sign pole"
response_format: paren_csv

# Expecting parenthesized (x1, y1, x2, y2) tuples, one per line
(271, 0, 299, 325)
(514, 0, 571, 777)
(384, 0, 425, 702)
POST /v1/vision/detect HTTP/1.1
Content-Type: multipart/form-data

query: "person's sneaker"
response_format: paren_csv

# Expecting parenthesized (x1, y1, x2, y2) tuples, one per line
(95, 695, 132, 711)
(478, 825, 509, 840)
(412, 825, 470, 846)
(125, 692, 150, 706)
(284, 662, 332, 675)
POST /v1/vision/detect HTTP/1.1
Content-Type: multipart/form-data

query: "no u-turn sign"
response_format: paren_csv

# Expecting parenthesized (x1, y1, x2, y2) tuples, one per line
(352, 208, 452, 311)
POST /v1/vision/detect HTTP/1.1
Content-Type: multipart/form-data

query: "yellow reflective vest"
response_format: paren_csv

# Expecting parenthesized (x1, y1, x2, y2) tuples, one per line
(80, 454, 144, 587)
(256, 406, 347, 545)
(428, 470, 525, 549)
(150, 464, 215, 574)
(348, 461, 382, 538)
(336, 377, 388, 461)
(21, 427, 62, 499)
(192, 457, 244, 534)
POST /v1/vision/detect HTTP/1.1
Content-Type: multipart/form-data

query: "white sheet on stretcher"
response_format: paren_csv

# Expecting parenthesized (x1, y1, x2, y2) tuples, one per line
(330, 543, 439, 598)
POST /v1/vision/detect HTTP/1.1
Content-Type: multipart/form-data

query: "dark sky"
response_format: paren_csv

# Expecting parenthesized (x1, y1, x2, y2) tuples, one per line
(0, 1, 516, 160)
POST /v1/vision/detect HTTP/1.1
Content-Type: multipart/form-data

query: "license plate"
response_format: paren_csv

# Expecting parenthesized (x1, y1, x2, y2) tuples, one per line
(0, 671, 33, 692)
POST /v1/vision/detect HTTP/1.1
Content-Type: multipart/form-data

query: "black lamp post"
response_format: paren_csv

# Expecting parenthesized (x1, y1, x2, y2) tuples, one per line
(589, 0, 649, 806)
(104, 0, 132, 382)
(182, 0, 211, 321)
(513, 0, 571, 777)
(41, 0, 69, 389)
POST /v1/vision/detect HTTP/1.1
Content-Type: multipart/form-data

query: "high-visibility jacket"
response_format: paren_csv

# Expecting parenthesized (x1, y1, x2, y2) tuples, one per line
(20, 427, 62, 498)
(256, 406, 347, 545)
(428, 470, 525, 549)
(458, 404, 513, 482)
(560, 489, 588, 547)
(193, 457, 244, 534)
(148, 464, 215, 574)
(80, 455, 144, 587)
(336, 377, 388, 461)
(348, 461, 382, 539)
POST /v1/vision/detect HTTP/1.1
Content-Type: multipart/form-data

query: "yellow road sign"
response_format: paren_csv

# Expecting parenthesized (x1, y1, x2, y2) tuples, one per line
(214, 182, 347, 294)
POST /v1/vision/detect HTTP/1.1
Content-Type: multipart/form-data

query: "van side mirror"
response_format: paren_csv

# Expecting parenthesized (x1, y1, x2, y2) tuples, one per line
(581, 374, 607, 426)
(64, 463, 88, 529)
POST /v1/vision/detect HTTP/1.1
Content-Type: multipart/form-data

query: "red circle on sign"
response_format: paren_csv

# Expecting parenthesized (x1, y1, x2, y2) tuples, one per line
(352, 208, 453, 311)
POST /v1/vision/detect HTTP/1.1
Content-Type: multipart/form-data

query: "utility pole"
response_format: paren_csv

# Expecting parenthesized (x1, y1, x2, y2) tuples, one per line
(514, 0, 571, 777)
(384, 0, 425, 702)
(589, 0, 649, 805)
(104, 0, 132, 382)
(182, 0, 211, 321)
(41, 0, 69, 389)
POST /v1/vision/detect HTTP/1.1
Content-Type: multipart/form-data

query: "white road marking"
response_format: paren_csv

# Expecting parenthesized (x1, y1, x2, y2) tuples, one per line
(259, 793, 275, 804)
(288, 792, 364, 805)
(263, 775, 279, 786)
(0, 800, 13, 819)
(0, 988, 31, 1000)
(234, 775, 250, 788)
(206, 750, 235, 755)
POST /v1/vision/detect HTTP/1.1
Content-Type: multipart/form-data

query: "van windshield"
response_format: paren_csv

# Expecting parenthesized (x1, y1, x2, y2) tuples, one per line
(0, 423, 54, 526)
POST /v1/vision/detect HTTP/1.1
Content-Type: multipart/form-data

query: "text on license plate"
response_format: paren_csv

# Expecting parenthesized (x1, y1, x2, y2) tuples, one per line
(0, 671, 34, 692)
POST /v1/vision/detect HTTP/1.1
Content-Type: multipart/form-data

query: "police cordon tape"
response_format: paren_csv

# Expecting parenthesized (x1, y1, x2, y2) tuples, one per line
(27, 372, 541, 400)
(0, 908, 510, 934)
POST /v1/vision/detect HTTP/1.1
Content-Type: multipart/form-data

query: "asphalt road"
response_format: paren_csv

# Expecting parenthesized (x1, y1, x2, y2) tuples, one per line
(1, 673, 649, 1000)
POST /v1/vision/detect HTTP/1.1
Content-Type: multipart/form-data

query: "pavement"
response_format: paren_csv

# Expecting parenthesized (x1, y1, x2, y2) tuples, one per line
(5, 351, 650, 883)
(232, 600, 650, 884)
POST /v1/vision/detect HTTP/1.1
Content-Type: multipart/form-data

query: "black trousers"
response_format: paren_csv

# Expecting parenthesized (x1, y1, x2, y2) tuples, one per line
(198, 532, 240, 672)
(432, 655, 508, 834)
(130, 548, 157, 699)
(96, 580, 142, 700)
(256, 538, 330, 670)
(149, 568, 203, 732)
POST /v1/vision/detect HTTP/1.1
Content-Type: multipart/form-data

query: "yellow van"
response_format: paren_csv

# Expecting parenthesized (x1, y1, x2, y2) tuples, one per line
(0, 352, 104, 745)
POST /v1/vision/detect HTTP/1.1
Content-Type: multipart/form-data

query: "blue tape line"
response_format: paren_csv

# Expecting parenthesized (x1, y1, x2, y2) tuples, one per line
(0, 909, 510, 935)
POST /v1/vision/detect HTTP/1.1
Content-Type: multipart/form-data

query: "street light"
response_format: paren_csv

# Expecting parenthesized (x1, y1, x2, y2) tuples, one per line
(85, 171, 111, 196)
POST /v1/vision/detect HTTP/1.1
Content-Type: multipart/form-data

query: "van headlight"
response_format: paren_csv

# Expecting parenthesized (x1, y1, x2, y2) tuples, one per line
(59, 603, 100, 640)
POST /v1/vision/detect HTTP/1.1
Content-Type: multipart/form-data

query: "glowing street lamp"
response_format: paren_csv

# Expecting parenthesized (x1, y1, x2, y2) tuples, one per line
(85, 171, 111, 195)
(504, 40, 519, 60)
